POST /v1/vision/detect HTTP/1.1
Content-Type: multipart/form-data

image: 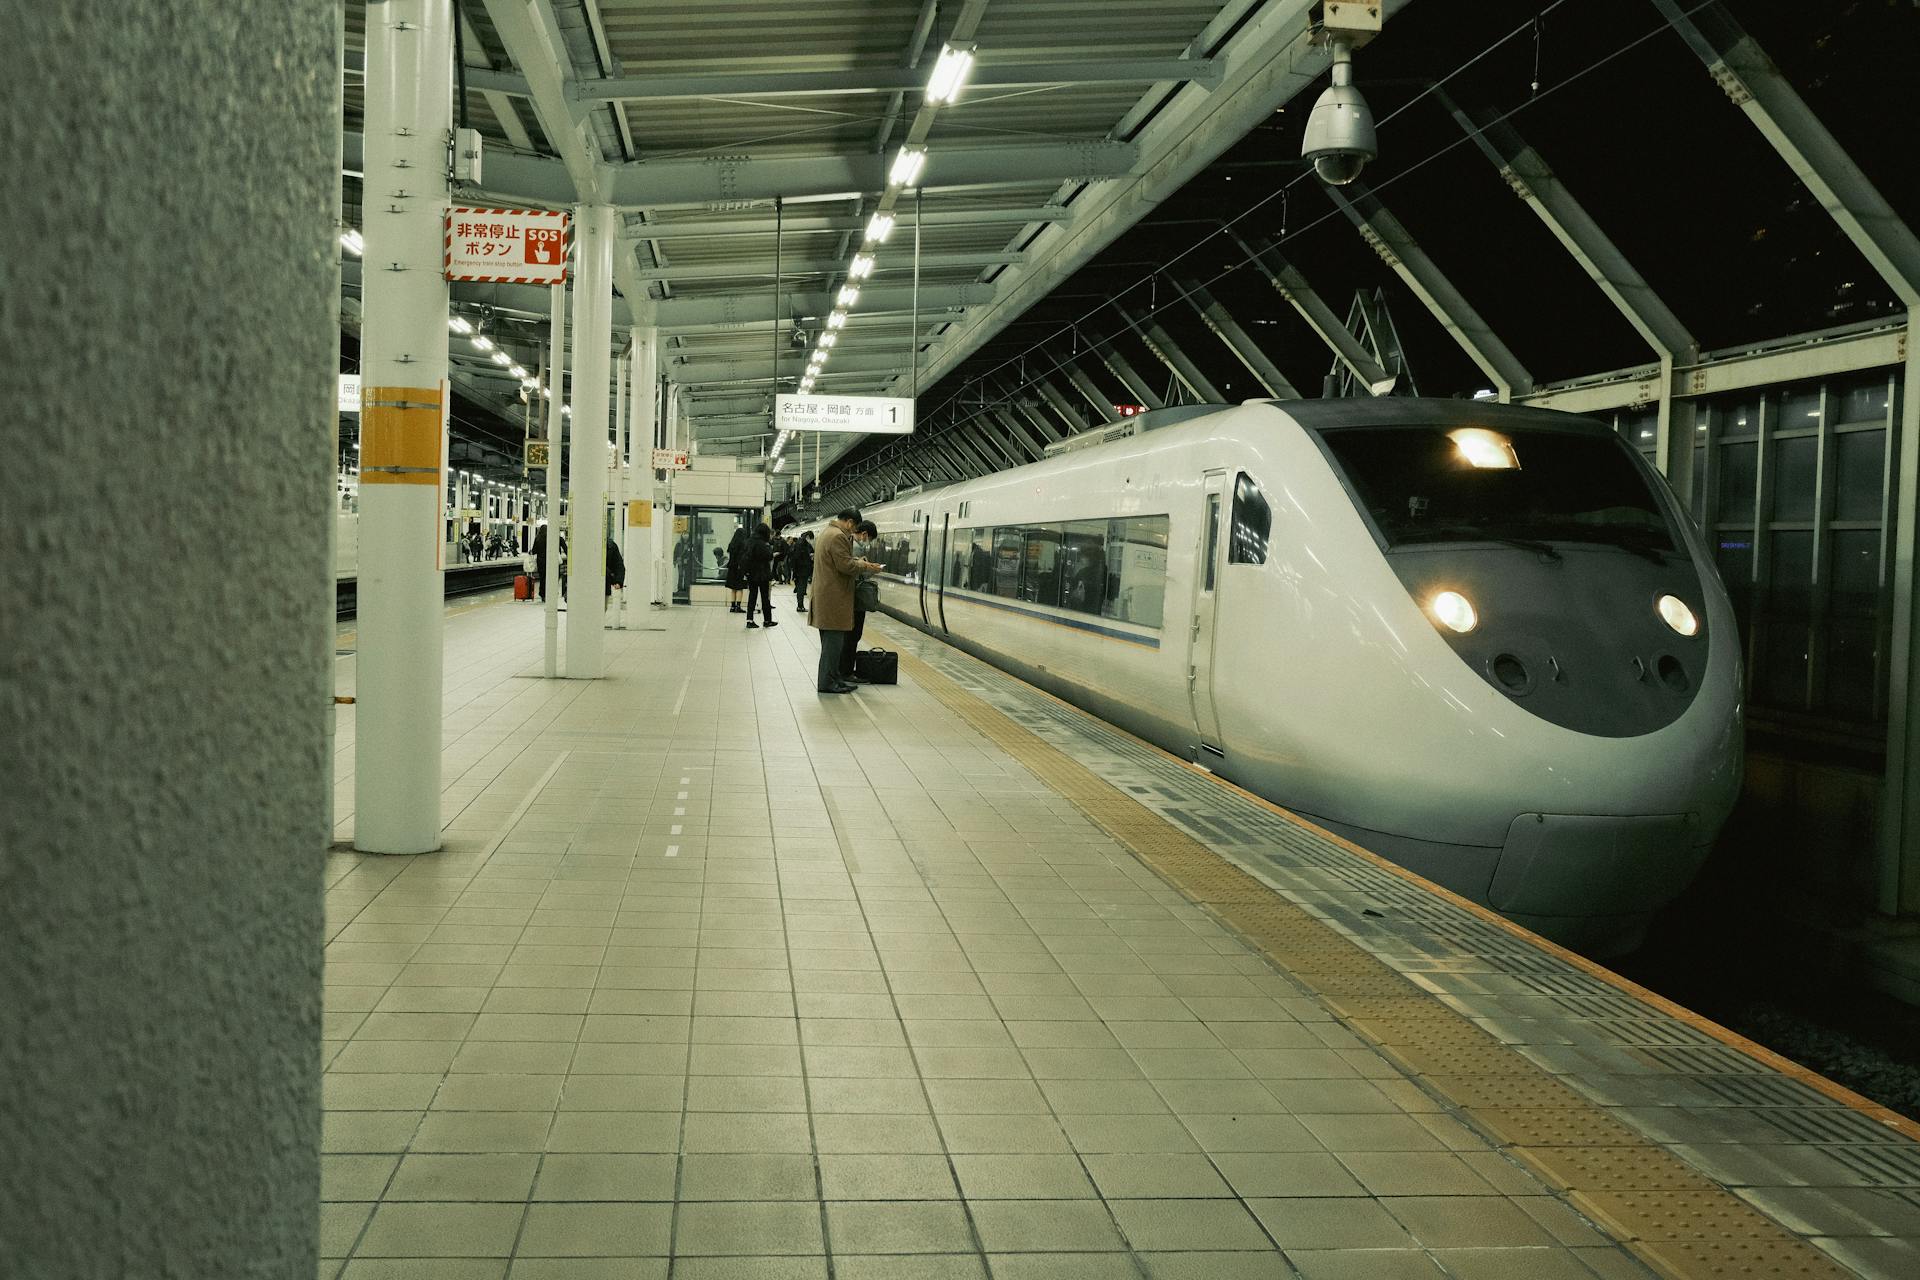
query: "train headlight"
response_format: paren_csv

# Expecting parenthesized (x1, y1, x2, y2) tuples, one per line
(1430, 590, 1478, 634)
(1656, 594, 1699, 637)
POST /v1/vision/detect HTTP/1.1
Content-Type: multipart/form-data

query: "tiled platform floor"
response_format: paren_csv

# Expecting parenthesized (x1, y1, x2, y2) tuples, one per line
(322, 601, 1695, 1278)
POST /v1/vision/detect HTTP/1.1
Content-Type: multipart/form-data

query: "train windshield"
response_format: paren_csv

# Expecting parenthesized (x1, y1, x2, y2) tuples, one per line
(1319, 424, 1676, 555)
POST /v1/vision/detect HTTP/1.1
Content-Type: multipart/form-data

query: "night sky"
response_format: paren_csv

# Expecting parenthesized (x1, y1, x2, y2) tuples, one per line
(870, 0, 1918, 473)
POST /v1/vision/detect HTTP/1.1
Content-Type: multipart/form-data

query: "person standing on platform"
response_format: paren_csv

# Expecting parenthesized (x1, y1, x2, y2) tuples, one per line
(723, 524, 749, 612)
(810, 511, 879, 694)
(790, 532, 815, 611)
(744, 523, 777, 629)
(531, 521, 554, 602)
(605, 535, 625, 601)
(841, 519, 882, 683)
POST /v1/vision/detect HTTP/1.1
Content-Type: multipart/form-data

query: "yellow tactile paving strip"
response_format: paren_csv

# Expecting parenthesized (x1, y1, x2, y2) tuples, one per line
(897, 647, 1855, 1280)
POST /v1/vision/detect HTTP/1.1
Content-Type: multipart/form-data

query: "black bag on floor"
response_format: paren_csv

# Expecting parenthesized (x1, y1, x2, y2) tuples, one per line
(854, 647, 898, 685)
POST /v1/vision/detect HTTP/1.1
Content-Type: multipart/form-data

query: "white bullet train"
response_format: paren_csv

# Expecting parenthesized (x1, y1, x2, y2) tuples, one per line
(804, 399, 1743, 954)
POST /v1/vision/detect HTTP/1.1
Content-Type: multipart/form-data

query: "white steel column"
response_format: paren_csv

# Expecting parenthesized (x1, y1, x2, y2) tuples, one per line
(610, 344, 628, 628)
(544, 285, 564, 678)
(354, 0, 451, 854)
(566, 204, 613, 677)
(626, 327, 659, 613)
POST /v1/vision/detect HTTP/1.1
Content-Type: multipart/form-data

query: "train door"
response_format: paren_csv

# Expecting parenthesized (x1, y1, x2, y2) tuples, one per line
(918, 515, 931, 625)
(937, 514, 950, 633)
(1188, 471, 1227, 756)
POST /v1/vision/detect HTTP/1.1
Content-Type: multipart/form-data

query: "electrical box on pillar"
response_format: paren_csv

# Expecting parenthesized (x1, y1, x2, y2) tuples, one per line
(453, 127, 483, 183)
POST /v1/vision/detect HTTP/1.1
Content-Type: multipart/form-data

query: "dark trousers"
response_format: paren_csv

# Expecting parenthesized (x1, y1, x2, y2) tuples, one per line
(745, 581, 773, 622)
(793, 573, 811, 609)
(817, 630, 849, 691)
(839, 610, 867, 677)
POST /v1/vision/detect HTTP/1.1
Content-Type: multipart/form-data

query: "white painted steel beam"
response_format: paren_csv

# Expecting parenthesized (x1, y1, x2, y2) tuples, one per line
(1177, 279, 1300, 399)
(633, 250, 1020, 284)
(1036, 379, 1093, 433)
(1064, 362, 1123, 424)
(1095, 340, 1166, 410)
(1325, 183, 1534, 400)
(623, 207, 1072, 240)
(1119, 306, 1225, 403)
(1233, 234, 1394, 395)
(564, 58, 1223, 103)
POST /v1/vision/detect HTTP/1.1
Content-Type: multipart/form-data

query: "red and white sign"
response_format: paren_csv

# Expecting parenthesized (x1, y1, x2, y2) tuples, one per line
(651, 448, 690, 471)
(445, 207, 570, 284)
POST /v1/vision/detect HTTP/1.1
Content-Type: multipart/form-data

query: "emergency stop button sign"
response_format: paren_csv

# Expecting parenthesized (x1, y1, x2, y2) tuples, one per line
(446, 207, 571, 285)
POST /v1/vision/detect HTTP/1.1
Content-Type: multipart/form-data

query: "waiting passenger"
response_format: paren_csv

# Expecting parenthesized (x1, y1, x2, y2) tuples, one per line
(842, 519, 881, 683)
(605, 536, 625, 600)
(723, 525, 749, 613)
(790, 532, 815, 611)
(744, 523, 777, 629)
(810, 511, 880, 694)
(530, 522, 565, 603)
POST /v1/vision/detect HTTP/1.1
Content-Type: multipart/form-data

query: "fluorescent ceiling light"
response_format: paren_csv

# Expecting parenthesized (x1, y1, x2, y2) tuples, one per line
(472, 335, 494, 352)
(491, 351, 512, 366)
(448, 315, 473, 334)
(888, 147, 927, 188)
(561, 405, 573, 416)
(848, 254, 875, 280)
(837, 285, 860, 307)
(827, 311, 847, 329)
(925, 44, 975, 105)
(339, 229, 364, 255)
(818, 332, 837, 349)
(509, 364, 527, 378)
(864, 213, 894, 244)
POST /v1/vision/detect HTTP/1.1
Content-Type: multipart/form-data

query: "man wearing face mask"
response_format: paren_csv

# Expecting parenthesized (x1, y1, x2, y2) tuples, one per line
(841, 519, 882, 684)
(809, 510, 881, 694)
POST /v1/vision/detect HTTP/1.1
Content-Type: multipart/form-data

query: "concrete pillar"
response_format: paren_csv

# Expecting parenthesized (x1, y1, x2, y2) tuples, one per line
(2, 1, 332, 1272)
(566, 204, 613, 677)
(355, 0, 452, 854)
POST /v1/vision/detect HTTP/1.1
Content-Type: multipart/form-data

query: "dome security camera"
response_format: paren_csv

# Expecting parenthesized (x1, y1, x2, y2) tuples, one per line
(1301, 37, 1376, 186)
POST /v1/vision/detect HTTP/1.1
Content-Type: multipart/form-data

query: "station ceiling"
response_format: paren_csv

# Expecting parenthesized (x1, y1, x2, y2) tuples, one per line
(337, 1, 1920, 488)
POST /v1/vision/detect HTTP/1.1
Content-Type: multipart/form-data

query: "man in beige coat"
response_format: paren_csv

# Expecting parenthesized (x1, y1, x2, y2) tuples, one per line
(809, 509, 880, 694)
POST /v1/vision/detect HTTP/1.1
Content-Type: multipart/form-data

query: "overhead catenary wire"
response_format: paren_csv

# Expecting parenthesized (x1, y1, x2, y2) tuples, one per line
(831, 0, 1713, 499)
(851, 0, 1701, 491)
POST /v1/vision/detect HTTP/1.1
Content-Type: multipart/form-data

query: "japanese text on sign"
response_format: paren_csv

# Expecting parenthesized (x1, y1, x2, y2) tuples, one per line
(774, 394, 915, 436)
(651, 449, 690, 471)
(445, 207, 570, 284)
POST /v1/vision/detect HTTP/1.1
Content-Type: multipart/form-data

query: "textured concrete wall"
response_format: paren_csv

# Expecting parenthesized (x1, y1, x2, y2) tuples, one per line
(0, 3, 335, 1275)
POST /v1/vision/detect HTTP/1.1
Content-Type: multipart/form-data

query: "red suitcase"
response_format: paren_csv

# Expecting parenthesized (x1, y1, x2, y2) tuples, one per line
(513, 574, 533, 601)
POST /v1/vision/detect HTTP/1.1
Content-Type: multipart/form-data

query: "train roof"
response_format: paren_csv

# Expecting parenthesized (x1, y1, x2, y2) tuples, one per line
(1265, 397, 1611, 437)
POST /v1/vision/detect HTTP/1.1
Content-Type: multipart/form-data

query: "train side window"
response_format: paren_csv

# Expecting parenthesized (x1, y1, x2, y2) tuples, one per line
(1023, 526, 1063, 606)
(1061, 521, 1108, 616)
(967, 528, 994, 591)
(1103, 515, 1169, 628)
(1230, 472, 1271, 565)
(992, 528, 1024, 597)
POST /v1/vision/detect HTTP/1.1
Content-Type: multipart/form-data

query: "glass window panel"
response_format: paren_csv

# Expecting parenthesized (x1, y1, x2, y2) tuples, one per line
(1022, 525, 1063, 606)
(1830, 529, 1882, 618)
(1104, 516, 1168, 627)
(1691, 443, 1708, 517)
(1834, 429, 1887, 522)
(1229, 472, 1271, 565)
(1768, 530, 1814, 616)
(1754, 621, 1811, 711)
(966, 528, 993, 591)
(1203, 495, 1221, 591)
(1777, 385, 1822, 429)
(1715, 536, 1754, 620)
(1060, 521, 1108, 616)
(1835, 376, 1890, 426)
(1770, 435, 1818, 522)
(1620, 406, 1658, 452)
(1717, 441, 1757, 523)
(1819, 621, 1879, 723)
(992, 528, 1023, 597)
(1717, 395, 1760, 438)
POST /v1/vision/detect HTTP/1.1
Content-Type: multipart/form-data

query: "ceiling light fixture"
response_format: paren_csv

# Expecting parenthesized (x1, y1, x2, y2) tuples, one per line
(864, 213, 894, 244)
(888, 146, 927, 189)
(837, 285, 860, 307)
(472, 335, 494, 352)
(925, 43, 976, 105)
(448, 316, 473, 334)
(848, 254, 876, 280)
(827, 311, 847, 329)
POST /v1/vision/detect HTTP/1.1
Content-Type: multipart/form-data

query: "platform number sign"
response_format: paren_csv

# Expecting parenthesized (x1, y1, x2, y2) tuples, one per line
(446, 207, 571, 285)
(1114, 404, 1146, 417)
